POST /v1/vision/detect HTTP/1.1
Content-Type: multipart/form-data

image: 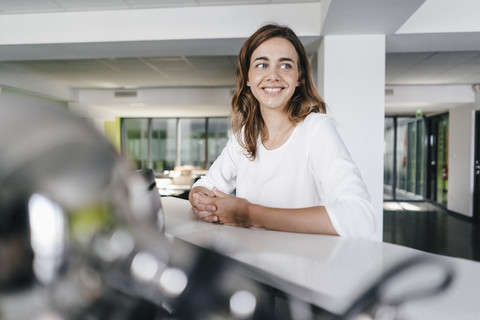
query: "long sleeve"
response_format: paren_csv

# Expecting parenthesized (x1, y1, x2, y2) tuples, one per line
(307, 117, 376, 239)
(192, 135, 240, 194)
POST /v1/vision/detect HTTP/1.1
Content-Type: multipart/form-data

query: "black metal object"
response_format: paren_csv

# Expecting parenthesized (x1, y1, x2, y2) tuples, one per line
(341, 254, 455, 320)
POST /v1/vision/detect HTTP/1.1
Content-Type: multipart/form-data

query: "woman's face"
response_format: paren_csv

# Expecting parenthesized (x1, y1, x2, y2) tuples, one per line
(247, 37, 300, 112)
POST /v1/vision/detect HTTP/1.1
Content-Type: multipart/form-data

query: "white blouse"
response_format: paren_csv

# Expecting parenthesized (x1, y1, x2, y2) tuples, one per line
(193, 113, 376, 239)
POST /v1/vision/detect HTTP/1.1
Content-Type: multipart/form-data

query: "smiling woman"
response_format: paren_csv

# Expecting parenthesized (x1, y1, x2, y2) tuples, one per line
(188, 24, 377, 239)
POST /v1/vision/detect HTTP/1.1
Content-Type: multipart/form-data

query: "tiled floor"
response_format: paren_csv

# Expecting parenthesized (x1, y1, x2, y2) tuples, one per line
(383, 201, 480, 262)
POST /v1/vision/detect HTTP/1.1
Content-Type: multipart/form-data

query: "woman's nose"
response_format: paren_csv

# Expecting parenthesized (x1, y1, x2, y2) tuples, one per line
(266, 67, 280, 81)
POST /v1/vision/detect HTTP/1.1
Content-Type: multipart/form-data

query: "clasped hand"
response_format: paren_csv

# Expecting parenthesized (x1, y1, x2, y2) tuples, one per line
(191, 187, 250, 227)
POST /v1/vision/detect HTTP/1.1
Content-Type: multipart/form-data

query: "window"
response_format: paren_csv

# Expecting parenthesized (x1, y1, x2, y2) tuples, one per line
(122, 117, 229, 173)
(207, 118, 229, 168)
(123, 118, 149, 170)
(151, 118, 177, 171)
(179, 118, 207, 168)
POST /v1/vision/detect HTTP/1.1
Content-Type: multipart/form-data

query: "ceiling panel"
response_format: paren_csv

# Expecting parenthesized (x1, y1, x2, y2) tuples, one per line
(385, 52, 434, 84)
(187, 56, 237, 71)
(421, 52, 479, 66)
(146, 57, 194, 72)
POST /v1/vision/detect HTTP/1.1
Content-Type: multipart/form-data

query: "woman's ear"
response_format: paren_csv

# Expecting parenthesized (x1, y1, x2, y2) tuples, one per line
(296, 73, 302, 87)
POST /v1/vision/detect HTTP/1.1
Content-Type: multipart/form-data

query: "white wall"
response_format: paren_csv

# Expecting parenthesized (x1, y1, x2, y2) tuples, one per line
(0, 87, 67, 111)
(0, 66, 75, 102)
(448, 104, 476, 217)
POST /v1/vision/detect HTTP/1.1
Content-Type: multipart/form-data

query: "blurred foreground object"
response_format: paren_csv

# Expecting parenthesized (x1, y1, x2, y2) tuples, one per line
(0, 104, 170, 319)
(0, 103, 125, 289)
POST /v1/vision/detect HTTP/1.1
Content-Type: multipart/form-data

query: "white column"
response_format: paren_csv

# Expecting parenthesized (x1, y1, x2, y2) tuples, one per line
(317, 35, 385, 241)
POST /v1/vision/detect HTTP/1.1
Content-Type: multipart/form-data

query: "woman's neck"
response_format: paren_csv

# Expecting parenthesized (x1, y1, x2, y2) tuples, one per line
(261, 109, 295, 150)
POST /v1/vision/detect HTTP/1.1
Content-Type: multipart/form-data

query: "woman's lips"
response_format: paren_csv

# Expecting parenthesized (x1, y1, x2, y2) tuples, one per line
(262, 87, 284, 94)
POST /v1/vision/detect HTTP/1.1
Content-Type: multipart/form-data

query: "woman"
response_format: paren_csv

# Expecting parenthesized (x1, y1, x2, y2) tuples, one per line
(189, 24, 376, 239)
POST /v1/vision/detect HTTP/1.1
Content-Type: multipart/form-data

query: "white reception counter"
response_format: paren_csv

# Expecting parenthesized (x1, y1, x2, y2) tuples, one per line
(162, 196, 480, 319)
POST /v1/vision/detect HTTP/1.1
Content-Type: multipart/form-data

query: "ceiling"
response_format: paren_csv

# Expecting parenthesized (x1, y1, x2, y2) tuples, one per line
(1, 0, 480, 115)
(2, 56, 240, 89)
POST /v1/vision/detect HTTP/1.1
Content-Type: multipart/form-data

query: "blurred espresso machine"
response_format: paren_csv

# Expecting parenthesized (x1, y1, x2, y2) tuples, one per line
(0, 102, 281, 320)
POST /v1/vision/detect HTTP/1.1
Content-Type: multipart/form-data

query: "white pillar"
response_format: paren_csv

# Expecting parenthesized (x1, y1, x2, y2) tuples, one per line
(317, 35, 385, 241)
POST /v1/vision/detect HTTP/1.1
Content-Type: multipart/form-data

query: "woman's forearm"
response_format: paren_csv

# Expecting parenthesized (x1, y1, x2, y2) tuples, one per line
(191, 187, 338, 236)
(247, 203, 338, 235)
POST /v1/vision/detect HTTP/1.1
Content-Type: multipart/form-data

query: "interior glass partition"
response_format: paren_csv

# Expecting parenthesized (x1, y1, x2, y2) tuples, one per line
(384, 116, 425, 200)
(207, 118, 229, 168)
(122, 117, 228, 174)
(179, 118, 207, 168)
(384, 118, 395, 200)
(151, 118, 177, 172)
(123, 118, 149, 170)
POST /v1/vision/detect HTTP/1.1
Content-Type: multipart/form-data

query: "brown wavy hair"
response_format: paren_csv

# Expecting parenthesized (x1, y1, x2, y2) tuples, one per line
(231, 23, 326, 160)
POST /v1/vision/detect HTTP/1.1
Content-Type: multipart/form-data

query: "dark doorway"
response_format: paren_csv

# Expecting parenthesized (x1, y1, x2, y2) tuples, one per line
(473, 111, 480, 221)
(425, 114, 449, 206)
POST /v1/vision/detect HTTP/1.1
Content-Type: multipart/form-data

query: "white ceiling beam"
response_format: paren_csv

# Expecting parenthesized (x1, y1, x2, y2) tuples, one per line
(386, 85, 475, 104)
(77, 87, 231, 106)
(385, 84, 476, 114)
(71, 87, 233, 120)
(0, 3, 322, 45)
(0, 36, 322, 61)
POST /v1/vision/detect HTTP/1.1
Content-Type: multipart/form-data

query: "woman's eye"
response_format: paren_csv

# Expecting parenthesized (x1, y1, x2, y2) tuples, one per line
(256, 63, 267, 69)
(280, 64, 292, 70)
